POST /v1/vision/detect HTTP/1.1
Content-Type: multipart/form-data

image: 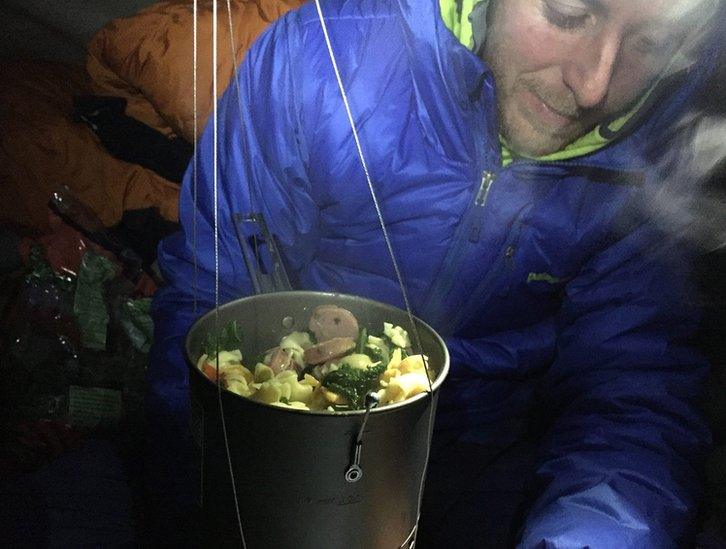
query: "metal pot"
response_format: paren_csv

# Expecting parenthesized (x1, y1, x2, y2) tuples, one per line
(186, 291, 449, 548)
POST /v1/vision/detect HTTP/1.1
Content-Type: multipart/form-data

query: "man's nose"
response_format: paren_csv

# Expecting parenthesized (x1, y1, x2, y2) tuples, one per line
(562, 32, 620, 109)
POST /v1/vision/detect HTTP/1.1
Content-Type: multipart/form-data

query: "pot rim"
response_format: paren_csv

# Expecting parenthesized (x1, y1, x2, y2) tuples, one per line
(185, 290, 450, 417)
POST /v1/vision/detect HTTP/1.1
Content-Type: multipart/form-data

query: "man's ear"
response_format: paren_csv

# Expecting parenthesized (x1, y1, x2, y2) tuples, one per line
(470, 0, 493, 55)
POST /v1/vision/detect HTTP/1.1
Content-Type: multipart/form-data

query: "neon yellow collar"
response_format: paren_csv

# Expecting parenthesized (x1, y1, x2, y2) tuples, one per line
(439, 0, 645, 166)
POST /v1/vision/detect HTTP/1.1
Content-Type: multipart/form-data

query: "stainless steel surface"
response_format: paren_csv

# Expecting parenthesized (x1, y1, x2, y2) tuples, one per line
(232, 213, 293, 294)
(186, 291, 449, 549)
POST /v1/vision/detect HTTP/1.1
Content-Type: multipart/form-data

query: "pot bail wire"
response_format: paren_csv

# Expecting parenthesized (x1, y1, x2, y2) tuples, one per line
(344, 391, 380, 483)
(195, 0, 248, 546)
(311, 0, 437, 540)
(192, 1, 438, 546)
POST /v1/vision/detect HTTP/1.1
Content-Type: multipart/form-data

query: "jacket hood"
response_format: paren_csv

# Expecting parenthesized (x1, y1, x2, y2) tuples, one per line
(404, 0, 725, 172)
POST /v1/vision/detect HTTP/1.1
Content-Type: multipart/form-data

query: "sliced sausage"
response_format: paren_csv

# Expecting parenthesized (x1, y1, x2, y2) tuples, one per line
(303, 337, 356, 365)
(308, 305, 359, 342)
(267, 346, 298, 374)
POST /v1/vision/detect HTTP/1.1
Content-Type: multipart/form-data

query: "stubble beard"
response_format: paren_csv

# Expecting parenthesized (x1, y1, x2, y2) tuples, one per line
(497, 75, 595, 157)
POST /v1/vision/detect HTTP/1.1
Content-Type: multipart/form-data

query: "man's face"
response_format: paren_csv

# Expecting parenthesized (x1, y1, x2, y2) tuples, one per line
(483, 0, 703, 156)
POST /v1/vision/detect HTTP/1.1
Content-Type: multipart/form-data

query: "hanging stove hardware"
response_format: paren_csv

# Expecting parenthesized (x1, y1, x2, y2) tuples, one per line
(187, 292, 449, 548)
(185, 0, 449, 547)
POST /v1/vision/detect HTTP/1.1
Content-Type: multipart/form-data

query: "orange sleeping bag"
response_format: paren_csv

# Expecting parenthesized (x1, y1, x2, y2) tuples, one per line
(86, 0, 305, 143)
(0, 61, 179, 232)
(1, 0, 302, 232)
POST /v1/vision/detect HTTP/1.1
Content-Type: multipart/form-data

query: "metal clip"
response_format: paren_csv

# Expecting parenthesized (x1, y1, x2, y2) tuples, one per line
(344, 392, 379, 483)
(232, 212, 292, 294)
(345, 442, 364, 483)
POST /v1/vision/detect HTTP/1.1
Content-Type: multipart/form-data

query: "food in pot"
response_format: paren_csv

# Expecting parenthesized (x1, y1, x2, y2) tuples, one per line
(196, 305, 435, 411)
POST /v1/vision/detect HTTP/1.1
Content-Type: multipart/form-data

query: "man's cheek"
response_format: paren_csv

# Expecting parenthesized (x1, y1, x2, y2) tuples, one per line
(507, 21, 544, 63)
(605, 71, 651, 114)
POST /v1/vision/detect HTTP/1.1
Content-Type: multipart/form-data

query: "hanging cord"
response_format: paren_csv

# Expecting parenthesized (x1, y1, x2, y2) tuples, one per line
(208, 0, 436, 543)
(225, 0, 262, 262)
(192, 0, 199, 315)
(192, 0, 203, 509)
(209, 0, 247, 545)
(225, 0, 246, 162)
(311, 0, 437, 540)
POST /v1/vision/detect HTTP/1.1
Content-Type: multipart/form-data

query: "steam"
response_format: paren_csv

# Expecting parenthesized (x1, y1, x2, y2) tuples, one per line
(666, 0, 721, 21)
(645, 113, 726, 253)
(658, 0, 723, 77)
(633, 0, 726, 253)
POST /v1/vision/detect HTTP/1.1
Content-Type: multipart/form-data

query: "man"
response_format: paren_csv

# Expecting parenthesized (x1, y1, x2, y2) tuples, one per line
(149, 0, 723, 546)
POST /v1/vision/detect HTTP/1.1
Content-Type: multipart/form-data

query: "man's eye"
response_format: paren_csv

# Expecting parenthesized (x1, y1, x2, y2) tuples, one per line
(542, 0, 589, 30)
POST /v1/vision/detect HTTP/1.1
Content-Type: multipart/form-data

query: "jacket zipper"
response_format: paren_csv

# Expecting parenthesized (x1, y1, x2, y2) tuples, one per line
(425, 152, 642, 332)
(447, 159, 643, 331)
(421, 169, 497, 330)
(468, 170, 496, 243)
(477, 171, 496, 204)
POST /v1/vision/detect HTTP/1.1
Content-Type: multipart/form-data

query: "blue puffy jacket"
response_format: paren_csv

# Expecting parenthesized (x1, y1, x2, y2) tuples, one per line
(150, 0, 720, 546)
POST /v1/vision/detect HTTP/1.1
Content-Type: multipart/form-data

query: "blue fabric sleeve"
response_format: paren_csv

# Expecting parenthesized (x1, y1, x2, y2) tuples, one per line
(145, 12, 316, 505)
(148, 9, 315, 415)
(518, 223, 710, 548)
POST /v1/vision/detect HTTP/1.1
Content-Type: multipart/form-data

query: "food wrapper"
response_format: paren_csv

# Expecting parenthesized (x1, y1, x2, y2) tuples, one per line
(68, 386, 123, 429)
(73, 250, 118, 350)
(1, 239, 153, 473)
(118, 298, 154, 353)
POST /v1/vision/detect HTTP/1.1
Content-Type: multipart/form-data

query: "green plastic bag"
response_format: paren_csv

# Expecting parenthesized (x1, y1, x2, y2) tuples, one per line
(73, 250, 116, 350)
(119, 298, 154, 353)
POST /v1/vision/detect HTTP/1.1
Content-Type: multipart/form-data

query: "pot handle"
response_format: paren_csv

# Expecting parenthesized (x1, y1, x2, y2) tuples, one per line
(344, 391, 380, 483)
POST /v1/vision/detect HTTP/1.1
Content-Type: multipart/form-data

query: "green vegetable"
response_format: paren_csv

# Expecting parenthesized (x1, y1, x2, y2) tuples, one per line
(356, 327, 368, 354)
(203, 320, 244, 358)
(364, 335, 390, 367)
(322, 363, 386, 409)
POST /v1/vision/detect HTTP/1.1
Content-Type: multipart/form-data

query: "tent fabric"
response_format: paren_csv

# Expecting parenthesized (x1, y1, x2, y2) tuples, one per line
(86, 0, 305, 143)
(0, 61, 179, 232)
